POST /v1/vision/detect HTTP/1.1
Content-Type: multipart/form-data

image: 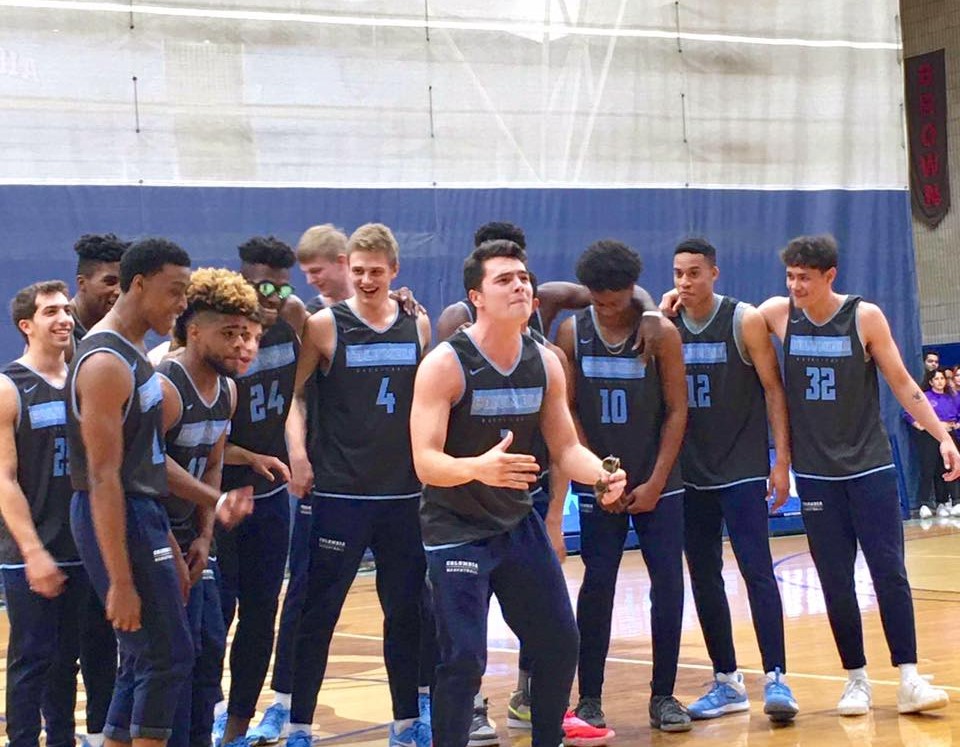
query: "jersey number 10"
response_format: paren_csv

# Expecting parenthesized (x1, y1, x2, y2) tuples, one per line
(600, 388, 628, 424)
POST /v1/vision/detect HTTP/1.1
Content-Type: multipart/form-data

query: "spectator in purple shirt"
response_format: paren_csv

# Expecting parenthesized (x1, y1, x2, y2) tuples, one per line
(905, 369, 960, 517)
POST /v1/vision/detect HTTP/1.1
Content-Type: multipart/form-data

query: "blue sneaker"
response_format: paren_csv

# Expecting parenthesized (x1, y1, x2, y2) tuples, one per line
(418, 692, 432, 727)
(212, 711, 228, 747)
(223, 738, 252, 747)
(687, 672, 750, 720)
(285, 729, 313, 747)
(389, 720, 432, 747)
(764, 668, 799, 723)
(247, 703, 291, 745)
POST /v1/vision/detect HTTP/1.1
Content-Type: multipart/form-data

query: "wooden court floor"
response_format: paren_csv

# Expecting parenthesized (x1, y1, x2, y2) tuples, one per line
(3, 519, 960, 746)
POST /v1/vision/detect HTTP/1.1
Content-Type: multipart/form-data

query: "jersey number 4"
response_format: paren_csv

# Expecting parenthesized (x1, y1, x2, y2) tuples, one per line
(250, 381, 285, 422)
(377, 376, 396, 414)
(804, 366, 836, 401)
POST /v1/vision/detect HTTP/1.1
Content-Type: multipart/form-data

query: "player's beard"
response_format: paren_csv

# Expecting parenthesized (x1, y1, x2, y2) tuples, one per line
(204, 353, 237, 378)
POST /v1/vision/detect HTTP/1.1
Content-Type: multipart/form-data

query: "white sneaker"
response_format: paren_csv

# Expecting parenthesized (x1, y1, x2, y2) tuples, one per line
(898, 677, 949, 714)
(937, 504, 950, 518)
(951, 503, 960, 517)
(919, 505, 933, 519)
(837, 678, 872, 716)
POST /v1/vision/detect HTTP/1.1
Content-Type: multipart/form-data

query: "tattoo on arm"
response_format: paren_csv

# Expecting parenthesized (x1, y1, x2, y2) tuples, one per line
(913, 389, 923, 402)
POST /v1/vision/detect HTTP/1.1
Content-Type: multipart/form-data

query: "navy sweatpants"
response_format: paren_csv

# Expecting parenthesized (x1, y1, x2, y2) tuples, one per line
(271, 497, 312, 695)
(427, 512, 578, 747)
(71, 492, 194, 742)
(577, 491, 685, 698)
(797, 467, 917, 669)
(683, 481, 786, 675)
(171, 559, 227, 747)
(290, 496, 425, 724)
(2, 563, 86, 747)
(217, 489, 291, 718)
(517, 497, 551, 675)
(79, 584, 118, 735)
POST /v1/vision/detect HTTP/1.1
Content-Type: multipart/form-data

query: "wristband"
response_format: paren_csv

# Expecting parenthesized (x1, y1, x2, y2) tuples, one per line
(642, 310, 664, 318)
(216, 492, 228, 512)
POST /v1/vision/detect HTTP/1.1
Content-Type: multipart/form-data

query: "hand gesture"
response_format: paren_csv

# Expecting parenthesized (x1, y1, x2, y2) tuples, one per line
(249, 453, 292, 484)
(216, 486, 254, 529)
(474, 431, 540, 490)
(596, 466, 627, 508)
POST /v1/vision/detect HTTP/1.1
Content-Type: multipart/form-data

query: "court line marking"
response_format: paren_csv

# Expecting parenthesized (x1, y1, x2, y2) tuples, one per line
(332, 631, 960, 693)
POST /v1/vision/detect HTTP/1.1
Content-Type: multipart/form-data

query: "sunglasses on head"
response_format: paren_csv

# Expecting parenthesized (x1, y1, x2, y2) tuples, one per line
(252, 281, 294, 300)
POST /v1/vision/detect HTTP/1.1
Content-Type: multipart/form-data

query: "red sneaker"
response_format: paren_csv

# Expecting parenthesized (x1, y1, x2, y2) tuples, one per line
(562, 711, 616, 746)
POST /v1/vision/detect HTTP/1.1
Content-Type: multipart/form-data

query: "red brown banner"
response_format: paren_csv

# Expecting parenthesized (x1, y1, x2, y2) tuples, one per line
(905, 49, 950, 227)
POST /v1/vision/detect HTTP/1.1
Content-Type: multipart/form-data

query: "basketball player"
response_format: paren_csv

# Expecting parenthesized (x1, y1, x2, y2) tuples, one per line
(755, 235, 958, 715)
(245, 226, 354, 746)
(66, 238, 197, 747)
(215, 237, 301, 747)
(434, 222, 663, 351)
(249, 225, 429, 745)
(0, 281, 84, 747)
(156, 268, 259, 747)
(70, 233, 128, 343)
(70, 233, 128, 747)
(670, 238, 798, 722)
(283, 223, 432, 747)
(556, 241, 690, 733)
(411, 239, 626, 747)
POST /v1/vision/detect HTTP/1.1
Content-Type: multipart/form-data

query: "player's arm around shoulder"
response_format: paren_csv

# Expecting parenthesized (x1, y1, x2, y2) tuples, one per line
(435, 302, 471, 343)
(281, 294, 310, 340)
(539, 345, 625, 499)
(416, 310, 432, 355)
(757, 295, 790, 342)
(740, 305, 792, 500)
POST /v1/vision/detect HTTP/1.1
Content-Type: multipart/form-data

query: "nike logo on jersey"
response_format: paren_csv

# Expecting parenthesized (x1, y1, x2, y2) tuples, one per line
(789, 317, 803, 324)
(579, 338, 593, 345)
(23, 383, 38, 394)
(185, 403, 194, 410)
(469, 366, 487, 376)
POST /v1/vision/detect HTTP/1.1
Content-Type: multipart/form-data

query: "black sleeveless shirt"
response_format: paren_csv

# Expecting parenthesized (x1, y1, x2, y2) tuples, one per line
(310, 302, 422, 499)
(156, 360, 233, 551)
(68, 331, 168, 499)
(420, 331, 546, 546)
(222, 318, 299, 497)
(676, 296, 770, 489)
(783, 295, 893, 479)
(0, 362, 78, 565)
(572, 308, 682, 496)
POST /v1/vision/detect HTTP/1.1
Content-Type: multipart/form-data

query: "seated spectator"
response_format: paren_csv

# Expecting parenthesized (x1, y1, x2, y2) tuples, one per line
(905, 368, 959, 518)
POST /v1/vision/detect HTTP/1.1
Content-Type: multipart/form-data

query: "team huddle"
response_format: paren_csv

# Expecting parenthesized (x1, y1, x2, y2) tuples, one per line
(0, 222, 956, 747)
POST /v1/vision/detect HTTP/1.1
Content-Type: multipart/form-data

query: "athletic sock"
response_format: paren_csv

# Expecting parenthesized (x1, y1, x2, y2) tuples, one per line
(899, 663, 919, 683)
(394, 719, 415, 732)
(290, 723, 312, 734)
(85, 734, 105, 747)
(273, 692, 291, 709)
(847, 667, 868, 681)
(418, 686, 430, 695)
(517, 669, 530, 692)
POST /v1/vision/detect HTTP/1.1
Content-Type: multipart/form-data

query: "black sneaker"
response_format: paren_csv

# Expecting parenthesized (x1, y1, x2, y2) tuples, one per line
(649, 695, 693, 733)
(573, 697, 606, 728)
